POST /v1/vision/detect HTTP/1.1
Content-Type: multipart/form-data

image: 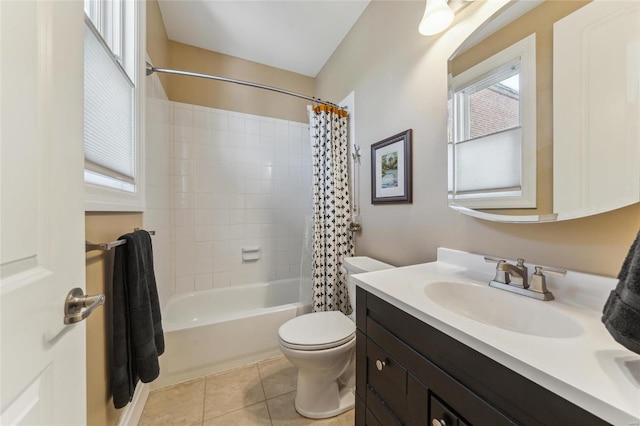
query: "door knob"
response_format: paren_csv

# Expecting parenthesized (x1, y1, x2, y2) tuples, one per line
(64, 288, 105, 325)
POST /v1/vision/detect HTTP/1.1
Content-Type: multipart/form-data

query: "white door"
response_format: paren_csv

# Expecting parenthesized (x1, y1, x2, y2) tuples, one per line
(1, 1, 87, 424)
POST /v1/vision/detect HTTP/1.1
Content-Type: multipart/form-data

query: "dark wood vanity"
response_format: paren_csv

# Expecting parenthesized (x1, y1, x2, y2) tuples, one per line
(355, 287, 610, 426)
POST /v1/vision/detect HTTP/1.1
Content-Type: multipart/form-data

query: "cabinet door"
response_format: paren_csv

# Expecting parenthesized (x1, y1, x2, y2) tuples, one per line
(366, 338, 408, 421)
(553, 1, 640, 218)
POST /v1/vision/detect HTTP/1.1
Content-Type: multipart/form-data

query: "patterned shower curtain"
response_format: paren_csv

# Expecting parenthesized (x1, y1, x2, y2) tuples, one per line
(309, 105, 354, 315)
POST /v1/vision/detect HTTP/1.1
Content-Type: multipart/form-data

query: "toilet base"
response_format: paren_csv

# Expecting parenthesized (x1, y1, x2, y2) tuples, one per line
(294, 384, 355, 419)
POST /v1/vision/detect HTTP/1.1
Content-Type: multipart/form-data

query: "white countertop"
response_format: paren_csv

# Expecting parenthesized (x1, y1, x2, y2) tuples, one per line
(352, 248, 640, 425)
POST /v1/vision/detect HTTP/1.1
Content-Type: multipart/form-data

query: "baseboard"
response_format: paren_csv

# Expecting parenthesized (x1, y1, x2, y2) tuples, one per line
(118, 382, 149, 426)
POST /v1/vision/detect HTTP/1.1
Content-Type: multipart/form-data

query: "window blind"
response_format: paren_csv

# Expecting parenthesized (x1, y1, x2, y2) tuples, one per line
(84, 21, 135, 185)
(454, 127, 522, 194)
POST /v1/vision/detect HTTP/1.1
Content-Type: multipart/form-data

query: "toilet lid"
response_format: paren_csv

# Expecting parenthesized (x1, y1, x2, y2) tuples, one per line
(279, 311, 356, 350)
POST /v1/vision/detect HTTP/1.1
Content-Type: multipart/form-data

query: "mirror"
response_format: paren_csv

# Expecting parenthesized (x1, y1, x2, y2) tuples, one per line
(447, 0, 640, 223)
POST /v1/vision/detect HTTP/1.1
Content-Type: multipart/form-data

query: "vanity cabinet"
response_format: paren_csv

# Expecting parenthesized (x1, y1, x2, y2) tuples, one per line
(355, 287, 609, 426)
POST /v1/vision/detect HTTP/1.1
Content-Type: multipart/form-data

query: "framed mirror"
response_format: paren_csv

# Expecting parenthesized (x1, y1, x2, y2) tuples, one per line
(447, 0, 640, 223)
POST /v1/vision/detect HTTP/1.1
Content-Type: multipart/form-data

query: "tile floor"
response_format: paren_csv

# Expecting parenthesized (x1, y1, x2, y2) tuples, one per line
(139, 356, 354, 425)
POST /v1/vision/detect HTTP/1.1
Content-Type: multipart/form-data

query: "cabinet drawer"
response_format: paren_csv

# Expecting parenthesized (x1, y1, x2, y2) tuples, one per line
(367, 338, 407, 421)
(431, 394, 468, 426)
(365, 408, 382, 426)
(366, 386, 403, 426)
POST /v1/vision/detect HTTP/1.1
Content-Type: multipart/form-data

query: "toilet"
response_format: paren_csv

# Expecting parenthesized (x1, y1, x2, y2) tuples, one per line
(278, 256, 394, 419)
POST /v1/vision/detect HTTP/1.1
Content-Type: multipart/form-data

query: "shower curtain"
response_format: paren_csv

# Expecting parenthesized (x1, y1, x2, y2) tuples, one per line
(310, 105, 354, 315)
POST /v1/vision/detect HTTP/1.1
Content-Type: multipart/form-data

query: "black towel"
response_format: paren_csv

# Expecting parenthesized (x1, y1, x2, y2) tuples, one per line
(111, 230, 164, 409)
(602, 230, 640, 355)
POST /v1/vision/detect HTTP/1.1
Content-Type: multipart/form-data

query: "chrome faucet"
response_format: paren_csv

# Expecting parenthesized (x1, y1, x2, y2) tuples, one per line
(484, 257, 566, 301)
(494, 258, 528, 288)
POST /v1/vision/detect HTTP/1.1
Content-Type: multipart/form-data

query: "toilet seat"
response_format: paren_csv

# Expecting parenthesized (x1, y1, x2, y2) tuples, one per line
(278, 311, 356, 351)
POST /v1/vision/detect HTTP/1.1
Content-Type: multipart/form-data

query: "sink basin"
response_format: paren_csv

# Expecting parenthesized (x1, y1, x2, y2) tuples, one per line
(423, 281, 583, 338)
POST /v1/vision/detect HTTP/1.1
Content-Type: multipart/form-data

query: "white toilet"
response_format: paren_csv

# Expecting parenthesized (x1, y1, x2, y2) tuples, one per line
(277, 256, 394, 419)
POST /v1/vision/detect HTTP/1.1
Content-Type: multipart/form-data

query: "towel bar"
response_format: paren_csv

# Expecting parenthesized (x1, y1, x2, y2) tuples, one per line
(86, 230, 156, 252)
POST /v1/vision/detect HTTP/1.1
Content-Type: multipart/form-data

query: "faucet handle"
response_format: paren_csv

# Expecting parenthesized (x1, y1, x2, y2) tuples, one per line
(484, 257, 510, 284)
(516, 258, 526, 267)
(534, 265, 567, 277)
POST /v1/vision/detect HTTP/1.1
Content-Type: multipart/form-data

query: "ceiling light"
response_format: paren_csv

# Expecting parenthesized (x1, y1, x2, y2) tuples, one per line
(419, 0, 455, 36)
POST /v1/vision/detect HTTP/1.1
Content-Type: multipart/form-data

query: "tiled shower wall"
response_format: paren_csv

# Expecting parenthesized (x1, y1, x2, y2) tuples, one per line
(170, 102, 312, 295)
(144, 70, 173, 307)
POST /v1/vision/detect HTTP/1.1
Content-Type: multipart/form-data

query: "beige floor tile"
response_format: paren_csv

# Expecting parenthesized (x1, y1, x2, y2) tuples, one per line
(257, 356, 298, 399)
(203, 364, 265, 421)
(336, 409, 355, 425)
(139, 378, 205, 426)
(202, 402, 272, 426)
(267, 391, 349, 426)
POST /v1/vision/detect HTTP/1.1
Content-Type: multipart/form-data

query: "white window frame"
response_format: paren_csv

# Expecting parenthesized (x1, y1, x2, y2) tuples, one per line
(84, 0, 145, 212)
(448, 33, 537, 209)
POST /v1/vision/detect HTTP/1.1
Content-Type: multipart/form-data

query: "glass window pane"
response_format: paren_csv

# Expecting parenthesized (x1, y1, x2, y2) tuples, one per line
(468, 73, 520, 139)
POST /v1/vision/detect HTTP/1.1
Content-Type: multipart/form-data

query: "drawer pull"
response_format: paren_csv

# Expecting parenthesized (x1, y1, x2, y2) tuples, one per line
(432, 419, 447, 426)
(375, 359, 387, 371)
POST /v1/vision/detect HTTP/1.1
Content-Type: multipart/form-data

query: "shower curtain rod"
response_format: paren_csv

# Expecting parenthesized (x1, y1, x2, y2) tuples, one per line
(145, 63, 345, 110)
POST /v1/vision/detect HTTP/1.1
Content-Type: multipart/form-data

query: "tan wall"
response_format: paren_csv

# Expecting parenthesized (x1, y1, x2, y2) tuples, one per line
(450, 1, 589, 216)
(147, 0, 313, 122)
(86, 213, 143, 426)
(146, 0, 171, 93)
(315, 0, 640, 277)
(167, 41, 314, 122)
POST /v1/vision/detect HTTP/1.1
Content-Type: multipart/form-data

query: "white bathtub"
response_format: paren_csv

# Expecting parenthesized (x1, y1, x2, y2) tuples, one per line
(154, 278, 311, 388)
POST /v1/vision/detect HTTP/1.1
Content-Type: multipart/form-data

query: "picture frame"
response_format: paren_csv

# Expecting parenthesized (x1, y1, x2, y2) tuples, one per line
(371, 129, 412, 204)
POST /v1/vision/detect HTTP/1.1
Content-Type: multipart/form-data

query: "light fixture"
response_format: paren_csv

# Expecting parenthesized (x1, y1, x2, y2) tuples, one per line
(419, 0, 455, 36)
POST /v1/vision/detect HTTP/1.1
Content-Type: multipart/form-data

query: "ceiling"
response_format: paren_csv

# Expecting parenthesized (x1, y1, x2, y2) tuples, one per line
(157, 1, 371, 77)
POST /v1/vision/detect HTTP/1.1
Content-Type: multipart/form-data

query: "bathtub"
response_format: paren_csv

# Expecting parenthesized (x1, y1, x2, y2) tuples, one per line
(154, 278, 311, 388)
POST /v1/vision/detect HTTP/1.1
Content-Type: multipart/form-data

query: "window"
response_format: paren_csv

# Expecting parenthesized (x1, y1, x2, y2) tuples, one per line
(84, 0, 143, 210)
(448, 34, 536, 209)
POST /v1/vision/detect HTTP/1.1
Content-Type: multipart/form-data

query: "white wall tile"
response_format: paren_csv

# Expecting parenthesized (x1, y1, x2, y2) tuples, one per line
(175, 258, 195, 277)
(195, 274, 213, 291)
(228, 194, 245, 209)
(195, 258, 214, 274)
(169, 102, 311, 297)
(212, 113, 229, 131)
(174, 225, 195, 243)
(229, 270, 247, 286)
(174, 176, 194, 193)
(194, 110, 211, 129)
(212, 225, 230, 241)
(228, 116, 244, 134)
(175, 275, 195, 293)
(174, 124, 194, 142)
(173, 159, 194, 176)
(194, 127, 211, 145)
(245, 118, 260, 135)
(213, 240, 230, 257)
(173, 193, 194, 209)
(196, 241, 214, 258)
(173, 106, 194, 127)
(194, 225, 214, 241)
(212, 130, 230, 145)
(213, 272, 230, 288)
(174, 242, 196, 260)
(194, 209, 214, 225)
(195, 193, 216, 209)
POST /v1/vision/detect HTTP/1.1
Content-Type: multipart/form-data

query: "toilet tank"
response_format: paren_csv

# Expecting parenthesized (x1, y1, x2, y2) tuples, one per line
(343, 256, 394, 275)
(343, 256, 394, 321)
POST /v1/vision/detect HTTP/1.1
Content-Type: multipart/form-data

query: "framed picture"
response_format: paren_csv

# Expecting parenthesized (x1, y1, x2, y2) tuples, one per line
(371, 129, 412, 204)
